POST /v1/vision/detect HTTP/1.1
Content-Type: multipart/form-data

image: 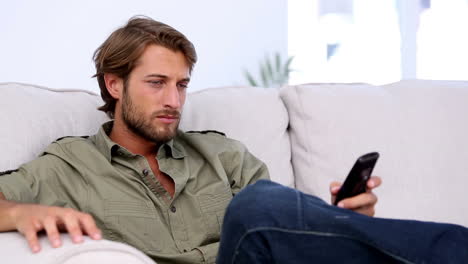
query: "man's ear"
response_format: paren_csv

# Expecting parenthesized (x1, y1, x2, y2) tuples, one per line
(104, 73, 124, 100)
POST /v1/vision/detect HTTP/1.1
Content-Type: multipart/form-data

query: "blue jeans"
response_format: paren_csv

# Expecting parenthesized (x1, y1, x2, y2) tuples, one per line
(217, 180, 468, 264)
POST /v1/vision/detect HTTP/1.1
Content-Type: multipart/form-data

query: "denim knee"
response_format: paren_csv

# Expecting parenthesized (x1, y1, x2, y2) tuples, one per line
(223, 180, 302, 230)
(430, 224, 468, 261)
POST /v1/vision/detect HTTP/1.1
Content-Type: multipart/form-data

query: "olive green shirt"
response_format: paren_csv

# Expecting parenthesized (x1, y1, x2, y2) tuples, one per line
(0, 122, 269, 264)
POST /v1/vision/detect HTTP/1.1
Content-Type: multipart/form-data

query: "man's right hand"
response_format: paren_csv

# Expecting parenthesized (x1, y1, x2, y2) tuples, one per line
(0, 193, 102, 253)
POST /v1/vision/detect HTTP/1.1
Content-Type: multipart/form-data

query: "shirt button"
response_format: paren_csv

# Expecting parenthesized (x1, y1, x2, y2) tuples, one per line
(170, 205, 177, 213)
(142, 169, 149, 176)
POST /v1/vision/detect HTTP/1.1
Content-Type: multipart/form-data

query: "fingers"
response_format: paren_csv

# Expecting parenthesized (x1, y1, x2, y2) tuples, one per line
(338, 192, 378, 209)
(25, 231, 41, 253)
(61, 210, 84, 243)
(44, 216, 61, 248)
(55, 209, 102, 243)
(15, 205, 101, 253)
(329, 181, 342, 195)
(78, 213, 102, 240)
(331, 176, 382, 193)
(367, 176, 382, 190)
(20, 224, 41, 253)
(329, 181, 342, 204)
(329, 175, 382, 217)
(352, 205, 375, 217)
(337, 192, 378, 217)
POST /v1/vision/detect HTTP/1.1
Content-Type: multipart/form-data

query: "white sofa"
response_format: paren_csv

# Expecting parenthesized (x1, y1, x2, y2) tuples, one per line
(1, 80, 467, 263)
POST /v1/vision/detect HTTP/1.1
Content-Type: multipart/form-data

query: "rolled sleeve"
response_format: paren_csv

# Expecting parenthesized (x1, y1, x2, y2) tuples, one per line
(0, 168, 36, 203)
(0, 153, 68, 206)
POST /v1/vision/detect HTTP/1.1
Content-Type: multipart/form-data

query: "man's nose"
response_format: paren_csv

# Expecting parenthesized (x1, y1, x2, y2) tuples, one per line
(162, 85, 181, 109)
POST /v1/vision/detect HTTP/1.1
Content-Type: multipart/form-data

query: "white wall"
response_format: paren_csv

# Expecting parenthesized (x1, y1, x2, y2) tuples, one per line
(0, 0, 287, 92)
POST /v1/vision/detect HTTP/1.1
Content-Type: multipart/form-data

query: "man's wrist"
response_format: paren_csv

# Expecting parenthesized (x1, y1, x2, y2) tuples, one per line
(0, 199, 19, 231)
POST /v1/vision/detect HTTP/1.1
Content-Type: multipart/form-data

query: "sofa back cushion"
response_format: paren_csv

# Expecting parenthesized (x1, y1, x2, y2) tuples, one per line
(280, 80, 468, 226)
(1, 83, 293, 187)
(181, 86, 294, 187)
(0, 82, 109, 171)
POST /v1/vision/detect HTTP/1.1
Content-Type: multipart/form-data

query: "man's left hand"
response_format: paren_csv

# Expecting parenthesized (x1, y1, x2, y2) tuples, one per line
(329, 176, 382, 217)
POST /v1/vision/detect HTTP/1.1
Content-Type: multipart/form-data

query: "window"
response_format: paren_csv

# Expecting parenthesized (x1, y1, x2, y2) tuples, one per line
(288, 0, 468, 85)
(417, 0, 468, 80)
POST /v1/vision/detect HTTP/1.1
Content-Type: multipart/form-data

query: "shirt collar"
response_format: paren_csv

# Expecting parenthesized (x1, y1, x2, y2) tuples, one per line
(92, 121, 119, 162)
(164, 134, 186, 159)
(92, 121, 186, 161)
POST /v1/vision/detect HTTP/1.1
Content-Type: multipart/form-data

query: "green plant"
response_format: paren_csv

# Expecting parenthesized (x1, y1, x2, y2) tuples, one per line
(244, 52, 294, 88)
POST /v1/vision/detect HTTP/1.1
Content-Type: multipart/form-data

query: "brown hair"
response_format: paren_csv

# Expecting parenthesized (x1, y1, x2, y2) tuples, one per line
(93, 16, 197, 118)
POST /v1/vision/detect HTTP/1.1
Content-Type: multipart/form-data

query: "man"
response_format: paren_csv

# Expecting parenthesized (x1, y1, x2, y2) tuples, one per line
(0, 17, 466, 264)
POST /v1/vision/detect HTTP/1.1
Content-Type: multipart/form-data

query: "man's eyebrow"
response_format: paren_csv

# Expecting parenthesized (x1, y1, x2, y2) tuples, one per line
(145, 74, 167, 79)
(144, 74, 190, 82)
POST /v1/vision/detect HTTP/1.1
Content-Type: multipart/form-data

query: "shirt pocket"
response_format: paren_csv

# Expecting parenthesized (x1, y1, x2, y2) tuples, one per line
(197, 186, 233, 240)
(104, 200, 163, 253)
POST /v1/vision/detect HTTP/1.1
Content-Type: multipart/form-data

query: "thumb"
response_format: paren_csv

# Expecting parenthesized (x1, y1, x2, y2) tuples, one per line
(330, 181, 342, 195)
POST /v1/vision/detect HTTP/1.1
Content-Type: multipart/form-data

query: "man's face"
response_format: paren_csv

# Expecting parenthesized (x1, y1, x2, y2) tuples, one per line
(121, 44, 190, 143)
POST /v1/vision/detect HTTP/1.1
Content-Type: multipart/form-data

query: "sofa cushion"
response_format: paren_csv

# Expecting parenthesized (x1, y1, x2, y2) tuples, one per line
(181, 86, 294, 187)
(0, 232, 155, 264)
(0, 82, 109, 171)
(0, 83, 294, 187)
(280, 80, 468, 226)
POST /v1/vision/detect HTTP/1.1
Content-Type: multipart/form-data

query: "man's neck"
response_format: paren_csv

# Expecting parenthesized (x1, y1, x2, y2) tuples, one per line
(109, 119, 159, 157)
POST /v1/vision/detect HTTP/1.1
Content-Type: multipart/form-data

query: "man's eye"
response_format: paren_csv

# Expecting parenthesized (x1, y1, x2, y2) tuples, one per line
(149, 80, 164, 87)
(177, 83, 188, 89)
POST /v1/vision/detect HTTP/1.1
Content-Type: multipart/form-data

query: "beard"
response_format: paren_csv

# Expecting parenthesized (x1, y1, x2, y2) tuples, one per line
(121, 85, 181, 143)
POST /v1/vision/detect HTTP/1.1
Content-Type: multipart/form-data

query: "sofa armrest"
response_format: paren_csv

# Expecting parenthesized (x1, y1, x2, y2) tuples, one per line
(0, 232, 155, 264)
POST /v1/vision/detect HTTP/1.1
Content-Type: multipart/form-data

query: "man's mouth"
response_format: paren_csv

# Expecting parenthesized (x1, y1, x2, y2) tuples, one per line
(156, 115, 179, 124)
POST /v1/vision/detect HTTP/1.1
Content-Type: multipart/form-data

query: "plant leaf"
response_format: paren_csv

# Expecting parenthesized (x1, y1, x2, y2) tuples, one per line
(275, 52, 281, 74)
(244, 70, 258, 87)
(283, 56, 294, 81)
(260, 61, 269, 87)
(244, 52, 294, 88)
(266, 55, 274, 86)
